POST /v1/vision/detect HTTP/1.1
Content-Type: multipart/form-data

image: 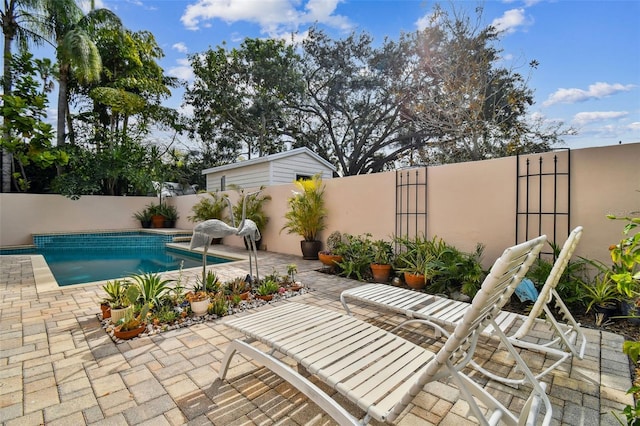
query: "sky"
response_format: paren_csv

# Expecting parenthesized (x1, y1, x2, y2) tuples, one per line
(63, 0, 640, 150)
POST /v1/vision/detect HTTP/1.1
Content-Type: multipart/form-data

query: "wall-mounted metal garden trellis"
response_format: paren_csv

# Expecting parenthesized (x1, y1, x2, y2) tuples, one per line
(395, 167, 428, 247)
(516, 148, 571, 260)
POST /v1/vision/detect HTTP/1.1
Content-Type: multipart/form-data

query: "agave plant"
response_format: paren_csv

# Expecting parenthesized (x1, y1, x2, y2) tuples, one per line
(130, 272, 174, 309)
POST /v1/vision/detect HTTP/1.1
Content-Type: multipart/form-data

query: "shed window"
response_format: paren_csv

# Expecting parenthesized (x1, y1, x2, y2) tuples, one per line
(221, 175, 226, 191)
(296, 174, 312, 181)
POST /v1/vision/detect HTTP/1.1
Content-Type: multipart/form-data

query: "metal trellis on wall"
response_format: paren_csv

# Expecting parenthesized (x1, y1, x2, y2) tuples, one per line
(395, 168, 428, 244)
(516, 148, 571, 260)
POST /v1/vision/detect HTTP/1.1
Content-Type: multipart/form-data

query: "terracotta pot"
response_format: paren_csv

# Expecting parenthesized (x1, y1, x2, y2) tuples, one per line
(100, 303, 111, 319)
(110, 306, 133, 324)
(190, 298, 210, 316)
(114, 323, 146, 340)
(319, 252, 343, 268)
(288, 284, 303, 292)
(255, 294, 274, 301)
(404, 272, 427, 289)
(300, 240, 322, 260)
(151, 215, 165, 228)
(371, 263, 392, 283)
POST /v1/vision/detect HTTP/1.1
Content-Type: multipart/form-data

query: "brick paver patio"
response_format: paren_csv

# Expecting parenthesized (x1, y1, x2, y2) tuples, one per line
(0, 246, 634, 425)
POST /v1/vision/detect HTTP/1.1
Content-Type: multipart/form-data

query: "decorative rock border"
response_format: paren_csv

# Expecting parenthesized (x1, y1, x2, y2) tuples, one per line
(99, 287, 312, 343)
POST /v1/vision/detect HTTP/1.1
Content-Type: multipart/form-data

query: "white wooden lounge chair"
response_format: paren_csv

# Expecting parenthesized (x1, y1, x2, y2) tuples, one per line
(341, 226, 586, 385)
(219, 236, 550, 425)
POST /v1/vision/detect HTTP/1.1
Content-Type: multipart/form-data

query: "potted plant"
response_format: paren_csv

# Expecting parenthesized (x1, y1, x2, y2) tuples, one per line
(160, 204, 179, 228)
(224, 277, 251, 300)
(394, 235, 436, 290)
(318, 231, 345, 270)
(255, 278, 280, 301)
(281, 174, 327, 260)
(286, 264, 303, 291)
(133, 205, 153, 228)
(185, 289, 210, 316)
(109, 281, 139, 324)
(582, 272, 620, 323)
(100, 279, 124, 319)
(114, 303, 149, 340)
(189, 191, 231, 243)
(148, 203, 165, 228)
(230, 185, 271, 250)
(370, 239, 394, 283)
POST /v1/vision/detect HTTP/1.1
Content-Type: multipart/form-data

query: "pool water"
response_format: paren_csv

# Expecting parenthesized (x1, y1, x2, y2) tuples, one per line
(40, 247, 224, 286)
(1, 231, 232, 286)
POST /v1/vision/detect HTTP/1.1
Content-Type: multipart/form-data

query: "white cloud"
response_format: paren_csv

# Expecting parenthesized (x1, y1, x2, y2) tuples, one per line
(491, 8, 529, 34)
(572, 111, 628, 126)
(172, 42, 188, 53)
(544, 82, 636, 106)
(167, 58, 194, 81)
(181, 0, 352, 35)
(628, 122, 640, 131)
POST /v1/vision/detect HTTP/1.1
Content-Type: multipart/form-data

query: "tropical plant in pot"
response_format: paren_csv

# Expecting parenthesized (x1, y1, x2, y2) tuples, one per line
(581, 271, 620, 325)
(394, 235, 437, 290)
(160, 204, 179, 228)
(185, 280, 211, 316)
(100, 279, 125, 319)
(281, 174, 327, 260)
(370, 238, 394, 283)
(189, 191, 231, 243)
(109, 281, 140, 324)
(318, 231, 345, 270)
(133, 205, 153, 228)
(230, 185, 271, 250)
(147, 203, 165, 228)
(114, 303, 149, 340)
(255, 278, 280, 301)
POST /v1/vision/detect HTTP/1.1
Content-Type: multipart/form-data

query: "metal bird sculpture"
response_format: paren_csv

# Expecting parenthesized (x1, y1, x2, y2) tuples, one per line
(236, 191, 262, 282)
(189, 196, 235, 281)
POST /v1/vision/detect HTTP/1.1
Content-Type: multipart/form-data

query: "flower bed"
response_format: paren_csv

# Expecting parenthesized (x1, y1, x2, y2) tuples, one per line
(100, 286, 311, 343)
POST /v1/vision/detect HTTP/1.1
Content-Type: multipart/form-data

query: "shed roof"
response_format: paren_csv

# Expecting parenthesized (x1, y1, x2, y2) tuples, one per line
(201, 147, 336, 175)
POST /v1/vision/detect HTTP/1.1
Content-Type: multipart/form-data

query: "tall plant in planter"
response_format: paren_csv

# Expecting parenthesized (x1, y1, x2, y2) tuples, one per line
(281, 174, 327, 259)
(230, 185, 271, 249)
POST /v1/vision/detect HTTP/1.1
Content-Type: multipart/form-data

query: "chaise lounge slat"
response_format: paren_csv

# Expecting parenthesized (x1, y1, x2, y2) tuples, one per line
(218, 235, 551, 425)
(341, 226, 586, 384)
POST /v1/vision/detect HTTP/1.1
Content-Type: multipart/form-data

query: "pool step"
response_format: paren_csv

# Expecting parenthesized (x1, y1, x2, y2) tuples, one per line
(172, 236, 192, 243)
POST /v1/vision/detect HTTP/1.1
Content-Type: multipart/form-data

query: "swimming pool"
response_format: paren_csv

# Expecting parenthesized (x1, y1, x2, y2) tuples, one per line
(0, 231, 233, 286)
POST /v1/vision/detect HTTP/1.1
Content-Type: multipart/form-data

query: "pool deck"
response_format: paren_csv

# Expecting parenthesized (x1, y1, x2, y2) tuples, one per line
(0, 246, 635, 425)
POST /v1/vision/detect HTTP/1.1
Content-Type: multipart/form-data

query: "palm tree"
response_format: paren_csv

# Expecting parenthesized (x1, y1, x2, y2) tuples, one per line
(1, 0, 49, 191)
(42, 0, 120, 147)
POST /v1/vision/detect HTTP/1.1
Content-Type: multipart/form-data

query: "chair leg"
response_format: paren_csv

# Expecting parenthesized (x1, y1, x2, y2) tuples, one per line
(219, 338, 364, 426)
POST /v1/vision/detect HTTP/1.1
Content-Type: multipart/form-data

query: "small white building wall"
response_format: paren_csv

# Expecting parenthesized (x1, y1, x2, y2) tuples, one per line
(270, 152, 333, 183)
(208, 162, 272, 192)
(205, 150, 334, 192)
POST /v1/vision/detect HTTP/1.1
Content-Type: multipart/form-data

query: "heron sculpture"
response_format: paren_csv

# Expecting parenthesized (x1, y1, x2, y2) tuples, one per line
(236, 191, 262, 282)
(189, 196, 236, 281)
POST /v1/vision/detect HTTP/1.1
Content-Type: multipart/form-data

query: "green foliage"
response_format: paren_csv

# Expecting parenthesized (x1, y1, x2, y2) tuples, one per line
(152, 304, 178, 324)
(185, 37, 304, 159)
(224, 277, 250, 296)
(194, 270, 220, 293)
(208, 292, 228, 316)
(608, 215, 640, 299)
(582, 272, 619, 313)
(281, 174, 327, 241)
(230, 185, 271, 230)
(324, 231, 345, 255)
(370, 239, 394, 265)
(256, 279, 280, 296)
(129, 272, 173, 309)
(101, 279, 125, 305)
(189, 191, 229, 223)
(336, 233, 374, 281)
(1, 52, 66, 191)
(117, 303, 149, 331)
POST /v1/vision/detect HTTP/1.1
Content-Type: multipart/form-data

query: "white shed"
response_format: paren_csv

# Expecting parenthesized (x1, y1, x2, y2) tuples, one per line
(202, 147, 336, 192)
